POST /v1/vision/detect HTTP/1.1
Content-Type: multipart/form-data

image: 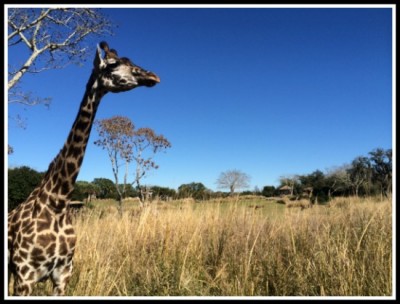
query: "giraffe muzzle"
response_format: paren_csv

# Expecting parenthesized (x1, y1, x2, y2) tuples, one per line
(141, 72, 160, 87)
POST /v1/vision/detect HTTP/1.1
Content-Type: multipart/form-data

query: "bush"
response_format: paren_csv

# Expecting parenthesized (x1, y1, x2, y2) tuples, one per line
(8, 166, 44, 210)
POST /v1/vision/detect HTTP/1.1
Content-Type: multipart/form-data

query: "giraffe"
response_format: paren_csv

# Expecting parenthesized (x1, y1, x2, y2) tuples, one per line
(8, 41, 160, 296)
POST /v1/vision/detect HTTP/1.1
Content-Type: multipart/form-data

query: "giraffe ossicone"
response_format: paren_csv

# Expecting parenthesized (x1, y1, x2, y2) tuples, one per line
(8, 41, 160, 296)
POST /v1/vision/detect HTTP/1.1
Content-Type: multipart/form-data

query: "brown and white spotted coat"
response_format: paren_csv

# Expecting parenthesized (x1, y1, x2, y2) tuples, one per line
(8, 41, 160, 296)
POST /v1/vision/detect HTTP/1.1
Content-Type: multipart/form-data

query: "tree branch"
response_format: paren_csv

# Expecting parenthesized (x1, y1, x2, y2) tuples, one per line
(8, 48, 43, 90)
(8, 8, 53, 41)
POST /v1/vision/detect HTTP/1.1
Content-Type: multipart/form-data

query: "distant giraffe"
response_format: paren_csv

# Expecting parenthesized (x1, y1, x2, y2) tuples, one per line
(8, 41, 160, 296)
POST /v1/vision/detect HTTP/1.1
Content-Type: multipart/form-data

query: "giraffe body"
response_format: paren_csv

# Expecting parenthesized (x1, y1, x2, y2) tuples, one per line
(8, 41, 160, 296)
(8, 200, 76, 295)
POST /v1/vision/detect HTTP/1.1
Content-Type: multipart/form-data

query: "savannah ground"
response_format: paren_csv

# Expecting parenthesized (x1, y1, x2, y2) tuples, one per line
(28, 196, 392, 297)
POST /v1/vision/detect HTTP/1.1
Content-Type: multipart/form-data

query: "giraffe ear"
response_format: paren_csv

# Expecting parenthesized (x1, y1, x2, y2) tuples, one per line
(93, 44, 105, 70)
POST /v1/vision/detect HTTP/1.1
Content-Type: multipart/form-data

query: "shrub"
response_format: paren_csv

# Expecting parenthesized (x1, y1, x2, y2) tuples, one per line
(8, 166, 44, 210)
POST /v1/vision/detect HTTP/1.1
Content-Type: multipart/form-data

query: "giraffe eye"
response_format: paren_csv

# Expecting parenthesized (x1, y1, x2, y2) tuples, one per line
(106, 62, 119, 69)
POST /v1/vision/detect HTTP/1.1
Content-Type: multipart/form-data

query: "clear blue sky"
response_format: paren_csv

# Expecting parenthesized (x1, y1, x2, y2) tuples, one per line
(7, 6, 393, 192)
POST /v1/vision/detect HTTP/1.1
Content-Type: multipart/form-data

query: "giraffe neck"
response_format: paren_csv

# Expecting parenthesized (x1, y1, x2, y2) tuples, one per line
(36, 73, 106, 211)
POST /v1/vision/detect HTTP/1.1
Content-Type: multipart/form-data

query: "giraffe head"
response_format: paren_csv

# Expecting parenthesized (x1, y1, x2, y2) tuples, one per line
(94, 41, 160, 93)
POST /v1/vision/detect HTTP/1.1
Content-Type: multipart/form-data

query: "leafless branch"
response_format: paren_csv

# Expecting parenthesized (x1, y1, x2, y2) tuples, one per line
(8, 89, 51, 107)
(94, 116, 171, 204)
(7, 7, 113, 106)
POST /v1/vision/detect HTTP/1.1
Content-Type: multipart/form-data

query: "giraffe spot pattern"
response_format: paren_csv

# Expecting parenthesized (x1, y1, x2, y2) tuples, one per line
(39, 192, 48, 204)
(27, 271, 35, 281)
(53, 220, 59, 233)
(20, 265, 30, 276)
(46, 243, 56, 256)
(31, 247, 44, 257)
(72, 146, 83, 159)
(60, 164, 67, 178)
(76, 120, 89, 132)
(61, 182, 71, 195)
(37, 233, 57, 248)
(13, 255, 24, 264)
(76, 155, 84, 168)
(29, 260, 41, 268)
(64, 228, 74, 235)
(38, 207, 52, 222)
(21, 222, 35, 235)
(66, 162, 76, 176)
(37, 220, 52, 232)
(19, 250, 28, 260)
(80, 109, 91, 120)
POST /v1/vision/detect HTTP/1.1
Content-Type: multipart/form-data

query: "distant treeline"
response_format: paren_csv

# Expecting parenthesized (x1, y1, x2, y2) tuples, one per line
(8, 147, 391, 209)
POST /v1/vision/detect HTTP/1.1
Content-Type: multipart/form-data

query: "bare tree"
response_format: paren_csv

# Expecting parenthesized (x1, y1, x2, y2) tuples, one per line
(8, 7, 112, 93)
(325, 165, 351, 200)
(94, 116, 134, 213)
(216, 169, 250, 196)
(94, 116, 171, 210)
(7, 7, 113, 149)
(130, 128, 171, 205)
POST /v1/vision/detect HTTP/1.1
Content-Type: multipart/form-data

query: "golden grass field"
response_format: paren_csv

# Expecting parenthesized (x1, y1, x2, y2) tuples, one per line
(28, 196, 392, 297)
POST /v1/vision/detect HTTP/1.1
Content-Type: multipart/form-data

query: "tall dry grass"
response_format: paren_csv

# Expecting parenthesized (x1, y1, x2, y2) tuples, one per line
(32, 197, 392, 297)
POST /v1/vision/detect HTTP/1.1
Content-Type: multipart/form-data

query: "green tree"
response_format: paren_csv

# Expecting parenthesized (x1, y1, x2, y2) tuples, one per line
(8, 166, 44, 210)
(71, 181, 99, 202)
(325, 165, 351, 199)
(151, 186, 177, 200)
(178, 182, 209, 200)
(347, 157, 372, 197)
(298, 170, 328, 202)
(118, 183, 138, 198)
(261, 185, 276, 197)
(92, 178, 116, 199)
(369, 148, 392, 198)
(71, 181, 88, 201)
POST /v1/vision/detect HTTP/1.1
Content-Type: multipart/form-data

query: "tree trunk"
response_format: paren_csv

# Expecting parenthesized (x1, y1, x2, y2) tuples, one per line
(117, 193, 123, 216)
(8, 49, 42, 90)
(230, 185, 235, 196)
